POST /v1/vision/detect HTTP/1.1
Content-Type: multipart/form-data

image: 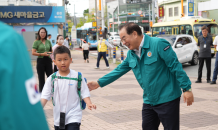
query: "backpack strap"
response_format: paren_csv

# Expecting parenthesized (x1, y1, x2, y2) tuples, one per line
(77, 72, 83, 110)
(51, 72, 78, 106)
(51, 72, 57, 106)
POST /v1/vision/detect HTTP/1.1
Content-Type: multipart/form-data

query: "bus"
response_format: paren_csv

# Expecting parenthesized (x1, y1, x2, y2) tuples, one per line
(152, 16, 218, 57)
(77, 23, 108, 49)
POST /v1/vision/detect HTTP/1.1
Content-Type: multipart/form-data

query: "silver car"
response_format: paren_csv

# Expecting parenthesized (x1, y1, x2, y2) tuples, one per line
(157, 34, 199, 65)
(109, 36, 121, 46)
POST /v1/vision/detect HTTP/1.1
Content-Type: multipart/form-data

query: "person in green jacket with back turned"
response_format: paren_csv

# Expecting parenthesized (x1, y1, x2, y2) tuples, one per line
(88, 23, 194, 130)
(0, 22, 49, 130)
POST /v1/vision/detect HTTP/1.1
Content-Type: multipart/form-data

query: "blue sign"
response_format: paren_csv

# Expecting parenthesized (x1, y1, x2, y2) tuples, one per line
(0, 6, 65, 23)
(188, 0, 194, 16)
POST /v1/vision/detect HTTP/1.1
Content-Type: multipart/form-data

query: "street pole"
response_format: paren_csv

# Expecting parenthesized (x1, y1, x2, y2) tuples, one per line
(117, 0, 120, 32)
(181, 0, 184, 17)
(74, 4, 75, 25)
(62, 0, 66, 34)
(152, 0, 155, 23)
(101, 0, 105, 35)
(113, 12, 114, 32)
(95, 0, 98, 40)
(149, 4, 151, 32)
(156, 0, 159, 21)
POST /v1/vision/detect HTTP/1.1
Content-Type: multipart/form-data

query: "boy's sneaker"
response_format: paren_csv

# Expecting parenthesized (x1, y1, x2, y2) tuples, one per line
(106, 66, 110, 69)
(95, 67, 99, 69)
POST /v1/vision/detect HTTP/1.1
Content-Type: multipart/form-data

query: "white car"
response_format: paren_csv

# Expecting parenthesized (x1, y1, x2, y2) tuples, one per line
(157, 35, 199, 65)
(109, 36, 122, 46)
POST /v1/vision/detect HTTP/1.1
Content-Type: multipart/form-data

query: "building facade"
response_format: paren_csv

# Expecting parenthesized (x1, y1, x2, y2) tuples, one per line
(0, 0, 44, 6)
(158, 0, 212, 23)
(158, 0, 188, 22)
(108, 0, 154, 33)
(198, 0, 218, 24)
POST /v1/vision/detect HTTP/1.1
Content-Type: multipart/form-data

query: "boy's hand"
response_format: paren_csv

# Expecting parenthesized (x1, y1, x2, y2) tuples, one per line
(87, 104, 96, 110)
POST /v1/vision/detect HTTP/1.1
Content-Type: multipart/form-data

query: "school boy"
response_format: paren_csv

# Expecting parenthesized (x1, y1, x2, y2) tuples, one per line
(41, 46, 96, 130)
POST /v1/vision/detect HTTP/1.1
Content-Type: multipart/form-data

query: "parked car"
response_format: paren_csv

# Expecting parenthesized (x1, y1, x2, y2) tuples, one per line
(109, 36, 122, 46)
(157, 34, 199, 65)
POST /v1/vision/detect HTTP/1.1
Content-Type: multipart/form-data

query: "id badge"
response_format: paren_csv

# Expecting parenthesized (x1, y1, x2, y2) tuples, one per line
(204, 44, 206, 48)
(99, 45, 101, 49)
(59, 112, 65, 129)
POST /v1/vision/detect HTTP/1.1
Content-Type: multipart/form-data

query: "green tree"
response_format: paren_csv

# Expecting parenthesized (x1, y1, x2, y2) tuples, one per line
(104, 6, 108, 28)
(76, 18, 85, 28)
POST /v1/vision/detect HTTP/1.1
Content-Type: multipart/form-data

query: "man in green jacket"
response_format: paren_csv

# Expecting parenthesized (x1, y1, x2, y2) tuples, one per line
(88, 23, 194, 130)
(0, 22, 49, 130)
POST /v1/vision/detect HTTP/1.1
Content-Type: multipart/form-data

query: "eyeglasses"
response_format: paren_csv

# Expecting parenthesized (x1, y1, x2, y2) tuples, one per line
(121, 37, 127, 43)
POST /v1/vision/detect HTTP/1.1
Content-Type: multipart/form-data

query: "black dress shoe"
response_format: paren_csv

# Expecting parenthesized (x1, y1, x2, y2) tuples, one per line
(210, 81, 216, 84)
(207, 80, 211, 83)
(195, 80, 202, 83)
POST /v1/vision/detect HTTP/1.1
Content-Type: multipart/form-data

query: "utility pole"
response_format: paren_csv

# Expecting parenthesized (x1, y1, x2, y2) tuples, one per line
(152, 0, 155, 23)
(149, 4, 151, 32)
(74, 4, 75, 24)
(101, 0, 105, 35)
(181, 0, 184, 17)
(95, 0, 98, 40)
(117, 0, 120, 31)
(62, 0, 66, 35)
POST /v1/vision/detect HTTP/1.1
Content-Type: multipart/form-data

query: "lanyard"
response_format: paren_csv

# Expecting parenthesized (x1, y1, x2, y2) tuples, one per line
(203, 37, 207, 44)
(56, 72, 71, 113)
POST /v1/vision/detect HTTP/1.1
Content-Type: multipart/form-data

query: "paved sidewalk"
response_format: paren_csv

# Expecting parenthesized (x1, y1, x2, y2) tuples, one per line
(32, 50, 218, 130)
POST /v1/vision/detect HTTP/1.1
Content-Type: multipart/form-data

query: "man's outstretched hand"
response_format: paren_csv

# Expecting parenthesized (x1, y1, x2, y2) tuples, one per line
(87, 81, 100, 91)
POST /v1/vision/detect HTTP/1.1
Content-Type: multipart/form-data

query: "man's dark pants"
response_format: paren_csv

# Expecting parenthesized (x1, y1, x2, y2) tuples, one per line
(142, 97, 180, 130)
(212, 55, 218, 81)
(96, 52, 109, 67)
(197, 58, 211, 81)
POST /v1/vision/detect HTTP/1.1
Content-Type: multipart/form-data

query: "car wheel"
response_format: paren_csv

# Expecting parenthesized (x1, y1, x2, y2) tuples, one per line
(211, 54, 215, 58)
(190, 52, 198, 65)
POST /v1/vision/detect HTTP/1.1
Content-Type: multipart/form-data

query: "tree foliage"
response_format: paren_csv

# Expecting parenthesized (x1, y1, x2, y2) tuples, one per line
(76, 8, 96, 28)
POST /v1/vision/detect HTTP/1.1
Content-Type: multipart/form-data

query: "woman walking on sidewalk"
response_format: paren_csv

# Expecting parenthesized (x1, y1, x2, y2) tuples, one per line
(32, 27, 53, 92)
(50, 35, 64, 72)
(82, 38, 90, 63)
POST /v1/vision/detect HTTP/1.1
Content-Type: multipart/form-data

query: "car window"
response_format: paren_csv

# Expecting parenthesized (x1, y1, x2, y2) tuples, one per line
(179, 25, 193, 36)
(185, 37, 192, 44)
(176, 38, 183, 45)
(159, 37, 174, 46)
(176, 37, 192, 46)
(115, 37, 120, 39)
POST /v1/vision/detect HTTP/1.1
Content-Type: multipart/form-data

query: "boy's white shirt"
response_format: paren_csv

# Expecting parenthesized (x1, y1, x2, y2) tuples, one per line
(41, 69, 90, 126)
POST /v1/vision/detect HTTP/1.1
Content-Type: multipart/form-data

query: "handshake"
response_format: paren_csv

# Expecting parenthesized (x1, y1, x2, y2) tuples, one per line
(87, 81, 100, 91)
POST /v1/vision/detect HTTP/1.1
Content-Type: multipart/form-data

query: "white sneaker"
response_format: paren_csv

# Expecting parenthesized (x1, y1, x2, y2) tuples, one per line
(95, 67, 99, 69)
(106, 66, 110, 69)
